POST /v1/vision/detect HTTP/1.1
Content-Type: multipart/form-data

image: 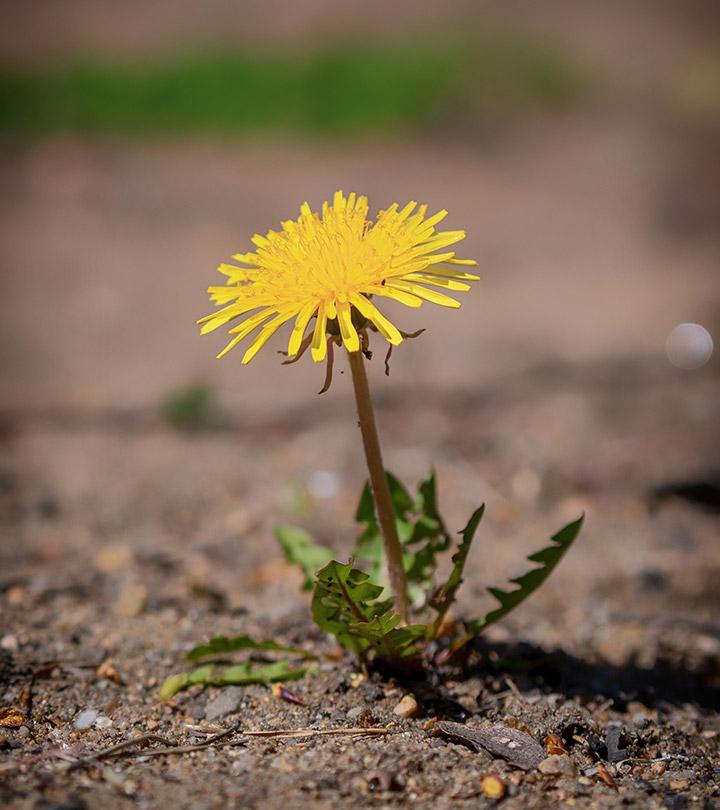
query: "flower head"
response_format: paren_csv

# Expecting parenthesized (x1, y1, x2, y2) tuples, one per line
(199, 191, 478, 364)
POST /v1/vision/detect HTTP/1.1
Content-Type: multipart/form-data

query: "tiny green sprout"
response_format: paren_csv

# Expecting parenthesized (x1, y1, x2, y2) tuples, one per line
(162, 191, 582, 695)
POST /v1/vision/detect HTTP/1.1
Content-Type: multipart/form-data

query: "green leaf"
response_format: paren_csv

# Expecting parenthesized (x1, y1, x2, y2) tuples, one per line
(403, 471, 452, 589)
(354, 473, 414, 585)
(466, 514, 584, 635)
(353, 470, 452, 605)
(159, 659, 307, 699)
(312, 559, 425, 661)
(186, 634, 317, 661)
(430, 505, 485, 636)
(275, 525, 334, 591)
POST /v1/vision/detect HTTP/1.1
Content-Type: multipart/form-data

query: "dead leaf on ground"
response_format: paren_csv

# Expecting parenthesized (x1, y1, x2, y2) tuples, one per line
(597, 762, 618, 790)
(97, 658, 124, 685)
(434, 721, 546, 770)
(270, 683, 306, 706)
(19, 684, 32, 711)
(545, 731, 569, 756)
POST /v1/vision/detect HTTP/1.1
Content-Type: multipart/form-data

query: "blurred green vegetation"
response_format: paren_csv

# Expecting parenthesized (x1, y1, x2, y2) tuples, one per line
(0, 31, 590, 138)
(669, 53, 720, 132)
(160, 383, 216, 430)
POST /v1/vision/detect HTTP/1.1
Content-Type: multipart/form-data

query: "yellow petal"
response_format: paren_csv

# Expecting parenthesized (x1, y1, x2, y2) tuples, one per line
(419, 209, 448, 230)
(350, 293, 403, 345)
(287, 301, 318, 356)
(311, 303, 328, 362)
(395, 201, 417, 223)
(230, 252, 259, 264)
(404, 273, 471, 291)
(242, 312, 295, 364)
(198, 302, 262, 334)
(251, 234, 271, 248)
(387, 280, 461, 308)
(422, 265, 480, 281)
(368, 285, 423, 308)
(216, 309, 276, 359)
(207, 285, 245, 305)
(336, 299, 360, 352)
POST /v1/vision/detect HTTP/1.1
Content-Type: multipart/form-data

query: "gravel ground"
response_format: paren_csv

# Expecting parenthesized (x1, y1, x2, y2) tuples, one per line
(1, 350, 719, 808)
(2, 3, 719, 807)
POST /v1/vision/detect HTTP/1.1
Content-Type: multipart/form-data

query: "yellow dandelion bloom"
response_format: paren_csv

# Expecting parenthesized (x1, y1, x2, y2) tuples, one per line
(199, 191, 478, 364)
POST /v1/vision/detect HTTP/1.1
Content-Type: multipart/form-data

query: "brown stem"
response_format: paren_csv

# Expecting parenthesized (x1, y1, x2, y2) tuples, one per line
(347, 349, 410, 624)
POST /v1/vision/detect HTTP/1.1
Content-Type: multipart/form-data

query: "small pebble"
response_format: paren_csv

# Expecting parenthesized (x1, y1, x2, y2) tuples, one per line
(74, 710, 97, 730)
(16, 726, 30, 738)
(0, 635, 18, 652)
(95, 715, 113, 729)
(481, 774, 507, 799)
(347, 706, 364, 720)
(393, 695, 419, 719)
(539, 755, 577, 777)
(204, 687, 243, 721)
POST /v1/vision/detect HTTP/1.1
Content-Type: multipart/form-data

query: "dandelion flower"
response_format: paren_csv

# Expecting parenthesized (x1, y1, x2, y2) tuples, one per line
(199, 191, 478, 364)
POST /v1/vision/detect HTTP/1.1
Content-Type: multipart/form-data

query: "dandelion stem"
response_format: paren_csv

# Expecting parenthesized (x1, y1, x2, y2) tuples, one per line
(347, 349, 410, 624)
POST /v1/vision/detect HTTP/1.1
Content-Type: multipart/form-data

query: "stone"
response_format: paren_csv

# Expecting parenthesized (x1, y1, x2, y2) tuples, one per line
(393, 694, 419, 719)
(204, 687, 243, 721)
(481, 774, 506, 799)
(74, 710, 97, 730)
(539, 755, 577, 777)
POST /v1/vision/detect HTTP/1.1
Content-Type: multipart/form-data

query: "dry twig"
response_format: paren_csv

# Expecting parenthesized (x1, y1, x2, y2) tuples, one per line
(75, 725, 391, 764)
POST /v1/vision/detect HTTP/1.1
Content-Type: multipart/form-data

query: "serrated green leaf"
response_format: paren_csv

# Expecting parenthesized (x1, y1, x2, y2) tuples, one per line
(159, 659, 307, 698)
(403, 471, 452, 589)
(353, 470, 452, 606)
(311, 559, 425, 661)
(186, 634, 317, 661)
(466, 514, 584, 635)
(275, 525, 334, 591)
(354, 473, 414, 585)
(430, 504, 485, 636)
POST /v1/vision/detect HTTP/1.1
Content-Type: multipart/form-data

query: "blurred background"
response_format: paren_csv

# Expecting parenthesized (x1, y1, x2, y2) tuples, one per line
(1, 1, 719, 675)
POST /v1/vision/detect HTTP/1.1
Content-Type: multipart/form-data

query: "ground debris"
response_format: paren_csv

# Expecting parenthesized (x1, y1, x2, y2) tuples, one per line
(0, 707, 25, 729)
(270, 683, 306, 706)
(96, 658, 123, 685)
(605, 722, 628, 763)
(434, 720, 546, 770)
(596, 761, 618, 790)
(545, 731, 569, 756)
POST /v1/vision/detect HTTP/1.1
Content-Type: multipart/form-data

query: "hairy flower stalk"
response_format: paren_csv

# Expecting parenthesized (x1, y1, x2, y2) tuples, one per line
(200, 191, 478, 620)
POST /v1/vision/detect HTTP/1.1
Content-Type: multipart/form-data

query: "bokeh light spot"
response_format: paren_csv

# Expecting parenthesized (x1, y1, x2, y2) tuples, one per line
(665, 323, 714, 370)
